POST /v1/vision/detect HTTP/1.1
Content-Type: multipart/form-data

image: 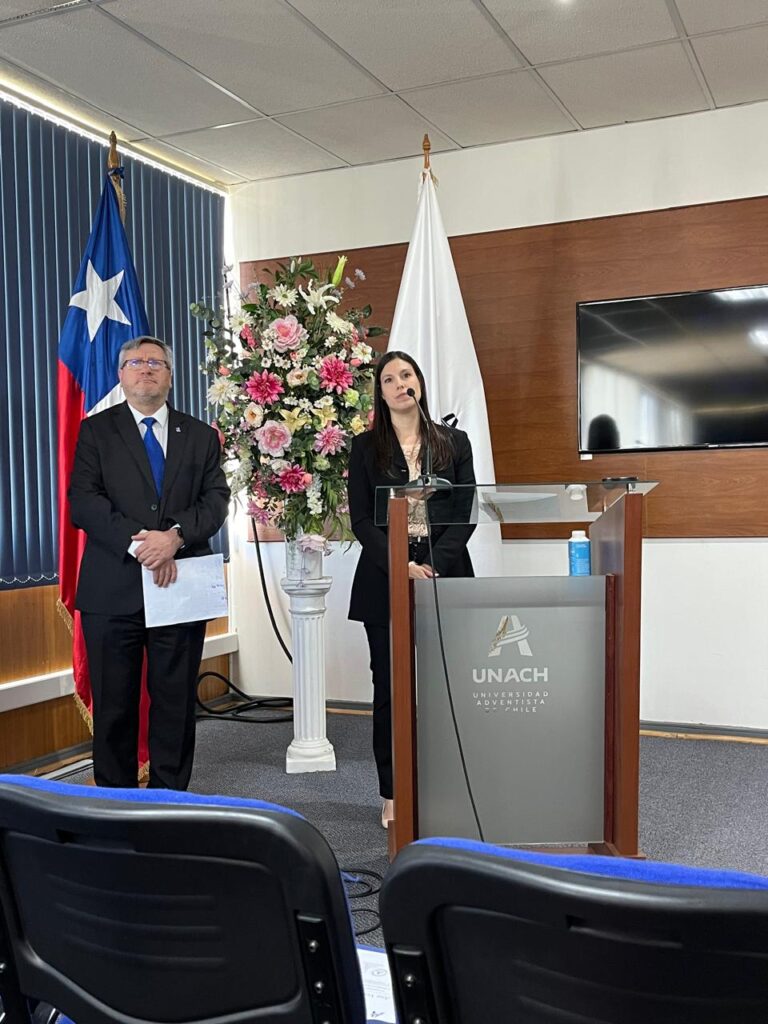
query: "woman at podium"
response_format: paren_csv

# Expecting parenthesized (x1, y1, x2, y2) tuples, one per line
(347, 350, 475, 828)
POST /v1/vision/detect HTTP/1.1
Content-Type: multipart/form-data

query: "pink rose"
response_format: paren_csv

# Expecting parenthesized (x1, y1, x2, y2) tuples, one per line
(218, 365, 231, 376)
(298, 533, 328, 553)
(255, 420, 292, 457)
(272, 315, 308, 353)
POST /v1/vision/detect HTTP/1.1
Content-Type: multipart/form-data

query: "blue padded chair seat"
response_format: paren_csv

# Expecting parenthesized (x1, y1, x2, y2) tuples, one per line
(0, 773, 303, 815)
(418, 835, 768, 889)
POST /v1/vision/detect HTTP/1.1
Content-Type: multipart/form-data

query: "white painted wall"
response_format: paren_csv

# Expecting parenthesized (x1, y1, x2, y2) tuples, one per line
(232, 101, 768, 260)
(230, 100, 768, 730)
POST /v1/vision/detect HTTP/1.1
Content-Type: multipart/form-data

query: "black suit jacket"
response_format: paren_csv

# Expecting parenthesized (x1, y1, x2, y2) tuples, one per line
(347, 428, 476, 626)
(69, 402, 230, 615)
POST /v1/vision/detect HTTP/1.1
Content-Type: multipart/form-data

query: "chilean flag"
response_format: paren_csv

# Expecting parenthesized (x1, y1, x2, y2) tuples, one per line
(58, 172, 150, 773)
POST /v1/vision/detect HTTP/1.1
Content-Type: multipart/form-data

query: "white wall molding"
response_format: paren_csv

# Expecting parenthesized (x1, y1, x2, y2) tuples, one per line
(0, 632, 239, 714)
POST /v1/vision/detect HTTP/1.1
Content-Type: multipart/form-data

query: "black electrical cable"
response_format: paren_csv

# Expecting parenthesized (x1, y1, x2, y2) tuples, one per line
(195, 521, 295, 723)
(350, 907, 381, 938)
(342, 868, 383, 938)
(423, 477, 486, 843)
(196, 671, 293, 723)
(252, 517, 292, 663)
(341, 868, 382, 899)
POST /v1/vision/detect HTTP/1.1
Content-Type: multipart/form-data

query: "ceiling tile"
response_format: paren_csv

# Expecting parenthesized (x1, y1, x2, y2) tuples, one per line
(0, 56, 141, 140)
(158, 120, 345, 181)
(675, 0, 768, 34)
(0, 5, 257, 136)
(107, 0, 383, 115)
(288, 0, 520, 89)
(540, 43, 707, 129)
(276, 95, 456, 165)
(692, 25, 768, 106)
(405, 71, 574, 147)
(0, 0, 89, 20)
(483, 0, 677, 64)
(129, 138, 246, 186)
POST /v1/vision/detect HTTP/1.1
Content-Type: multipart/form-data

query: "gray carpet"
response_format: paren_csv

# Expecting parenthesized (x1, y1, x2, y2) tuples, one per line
(59, 714, 768, 947)
(639, 734, 768, 875)
(192, 710, 389, 945)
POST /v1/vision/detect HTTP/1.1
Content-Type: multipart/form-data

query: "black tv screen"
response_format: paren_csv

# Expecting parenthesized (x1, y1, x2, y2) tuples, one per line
(577, 284, 768, 453)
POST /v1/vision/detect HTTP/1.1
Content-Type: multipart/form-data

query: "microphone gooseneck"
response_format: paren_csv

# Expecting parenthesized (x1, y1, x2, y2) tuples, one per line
(403, 387, 452, 492)
(405, 387, 433, 477)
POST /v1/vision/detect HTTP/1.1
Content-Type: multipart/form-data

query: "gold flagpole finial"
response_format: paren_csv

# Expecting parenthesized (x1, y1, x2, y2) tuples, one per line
(107, 130, 127, 225)
(422, 134, 431, 169)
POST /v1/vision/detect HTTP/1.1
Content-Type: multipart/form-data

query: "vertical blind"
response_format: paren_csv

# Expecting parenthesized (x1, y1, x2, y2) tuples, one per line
(0, 98, 226, 587)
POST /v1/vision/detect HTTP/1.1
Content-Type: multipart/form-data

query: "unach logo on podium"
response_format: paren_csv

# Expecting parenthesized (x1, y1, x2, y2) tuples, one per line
(488, 614, 532, 658)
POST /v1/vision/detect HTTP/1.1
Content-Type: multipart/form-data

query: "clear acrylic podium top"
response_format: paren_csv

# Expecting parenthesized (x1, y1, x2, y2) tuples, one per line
(374, 480, 658, 526)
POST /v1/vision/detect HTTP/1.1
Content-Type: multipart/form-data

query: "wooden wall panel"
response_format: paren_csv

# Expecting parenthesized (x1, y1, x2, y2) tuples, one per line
(0, 653, 230, 770)
(1, 584, 230, 685)
(1, 579, 231, 767)
(244, 194, 768, 538)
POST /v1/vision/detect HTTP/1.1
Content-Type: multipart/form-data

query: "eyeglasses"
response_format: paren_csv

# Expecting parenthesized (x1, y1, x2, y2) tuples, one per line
(120, 358, 170, 370)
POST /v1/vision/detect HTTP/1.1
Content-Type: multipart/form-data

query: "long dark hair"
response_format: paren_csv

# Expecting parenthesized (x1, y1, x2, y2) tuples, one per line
(372, 350, 453, 474)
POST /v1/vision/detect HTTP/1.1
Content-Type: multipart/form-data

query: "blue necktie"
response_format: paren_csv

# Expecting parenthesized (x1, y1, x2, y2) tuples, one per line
(141, 417, 165, 496)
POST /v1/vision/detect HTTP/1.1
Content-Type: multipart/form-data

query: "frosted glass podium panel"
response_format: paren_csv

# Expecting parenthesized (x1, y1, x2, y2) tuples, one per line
(414, 576, 606, 845)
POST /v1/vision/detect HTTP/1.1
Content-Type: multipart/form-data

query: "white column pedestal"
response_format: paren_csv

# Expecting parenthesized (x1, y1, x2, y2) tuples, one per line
(280, 574, 336, 773)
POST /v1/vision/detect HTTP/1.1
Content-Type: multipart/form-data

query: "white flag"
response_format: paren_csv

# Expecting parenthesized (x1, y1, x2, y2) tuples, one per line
(389, 168, 501, 574)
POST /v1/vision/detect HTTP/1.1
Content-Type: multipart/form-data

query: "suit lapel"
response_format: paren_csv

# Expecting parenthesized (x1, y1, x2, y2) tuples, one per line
(115, 403, 157, 494)
(161, 407, 188, 509)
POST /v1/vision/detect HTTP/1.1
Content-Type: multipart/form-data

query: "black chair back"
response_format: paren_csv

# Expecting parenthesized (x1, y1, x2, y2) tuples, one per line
(380, 839, 768, 1024)
(0, 776, 366, 1024)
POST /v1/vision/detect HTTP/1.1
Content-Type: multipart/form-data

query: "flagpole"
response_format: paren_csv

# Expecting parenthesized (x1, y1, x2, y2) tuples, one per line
(422, 133, 431, 169)
(107, 131, 126, 225)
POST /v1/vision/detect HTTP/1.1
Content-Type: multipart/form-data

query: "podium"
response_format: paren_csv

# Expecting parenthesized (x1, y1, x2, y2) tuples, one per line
(377, 481, 657, 858)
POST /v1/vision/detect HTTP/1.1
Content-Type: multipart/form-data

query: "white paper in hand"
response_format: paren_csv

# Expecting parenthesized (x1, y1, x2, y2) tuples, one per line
(142, 553, 227, 627)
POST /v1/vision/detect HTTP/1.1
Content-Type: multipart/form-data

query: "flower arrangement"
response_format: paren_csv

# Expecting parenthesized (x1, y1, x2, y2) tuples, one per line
(191, 256, 385, 544)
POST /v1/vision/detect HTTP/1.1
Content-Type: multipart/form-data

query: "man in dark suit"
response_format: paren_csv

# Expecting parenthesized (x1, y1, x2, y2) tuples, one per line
(69, 336, 230, 790)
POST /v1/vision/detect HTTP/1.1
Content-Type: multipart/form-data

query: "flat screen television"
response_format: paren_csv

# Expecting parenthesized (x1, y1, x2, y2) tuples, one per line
(577, 284, 768, 453)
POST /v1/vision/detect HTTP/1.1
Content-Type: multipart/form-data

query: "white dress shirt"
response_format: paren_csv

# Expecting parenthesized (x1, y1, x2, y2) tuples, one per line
(126, 401, 169, 455)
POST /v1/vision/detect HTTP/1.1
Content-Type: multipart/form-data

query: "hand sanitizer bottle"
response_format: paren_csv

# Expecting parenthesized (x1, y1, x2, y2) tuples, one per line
(568, 530, 591, 576)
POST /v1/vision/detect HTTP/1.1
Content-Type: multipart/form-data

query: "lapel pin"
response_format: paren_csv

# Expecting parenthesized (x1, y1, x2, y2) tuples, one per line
(176, 426, 182, 432)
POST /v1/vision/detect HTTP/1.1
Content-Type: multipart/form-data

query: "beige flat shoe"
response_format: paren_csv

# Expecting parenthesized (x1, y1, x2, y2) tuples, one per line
(381, 798, 394, 829)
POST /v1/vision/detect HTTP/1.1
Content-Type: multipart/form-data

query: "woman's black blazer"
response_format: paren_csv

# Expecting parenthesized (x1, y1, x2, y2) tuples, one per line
(347, 427, 476, 625)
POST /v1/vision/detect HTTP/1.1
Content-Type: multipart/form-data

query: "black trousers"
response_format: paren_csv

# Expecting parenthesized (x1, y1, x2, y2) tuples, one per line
(363, 623, 393, 800)
(81, 611, 206, 790)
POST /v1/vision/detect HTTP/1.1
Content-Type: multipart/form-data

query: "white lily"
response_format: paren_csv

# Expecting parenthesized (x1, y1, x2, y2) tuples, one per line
(299, 282, 340, 314)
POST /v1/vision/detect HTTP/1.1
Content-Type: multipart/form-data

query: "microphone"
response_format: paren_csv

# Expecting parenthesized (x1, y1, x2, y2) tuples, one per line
(404, 388, 452, 492)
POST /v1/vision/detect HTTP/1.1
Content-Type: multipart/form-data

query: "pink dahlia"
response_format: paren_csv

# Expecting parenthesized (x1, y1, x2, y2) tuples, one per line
(313, 423, 347, 456)
(278, 464, 311, 493)
(271, 315, 308, 353)
(246, 370, 284, 405)
(319, 356, 353, 394)
(246, 499, 271, 526)
(255, 420, 292, 457)
(240, 324, 257, 349)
